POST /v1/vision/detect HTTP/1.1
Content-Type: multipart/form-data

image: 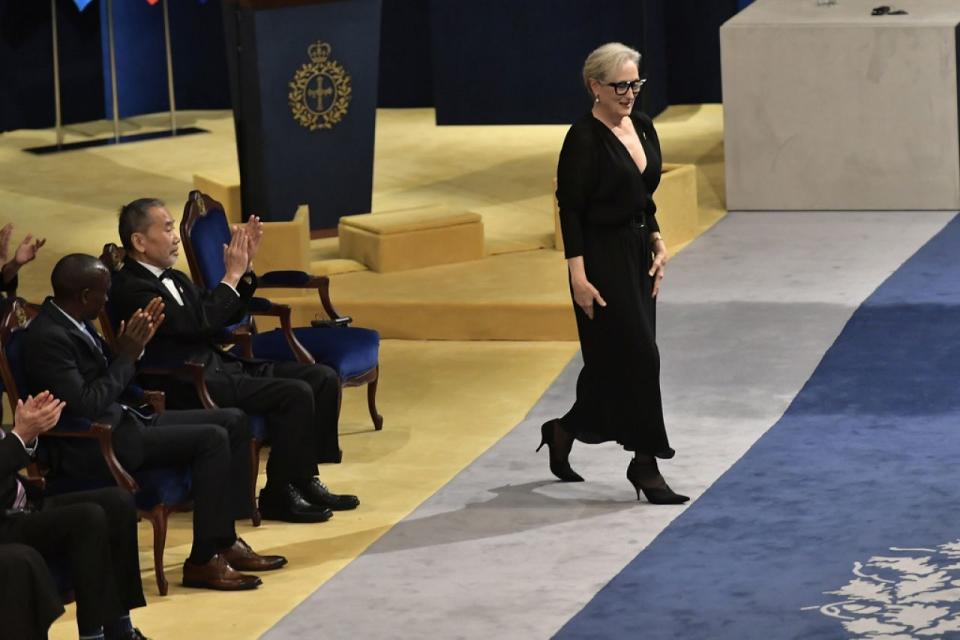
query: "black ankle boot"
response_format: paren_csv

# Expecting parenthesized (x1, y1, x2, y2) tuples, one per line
(626, 458, 689, 504)
(536, 419, 584, 482)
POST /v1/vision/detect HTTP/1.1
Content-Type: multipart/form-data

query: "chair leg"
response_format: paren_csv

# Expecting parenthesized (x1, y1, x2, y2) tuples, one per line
(336, 381, 343, 424)
(368, 367, 383, 431)
(142, 505, 170, 596)
(250, 440, 262, 527)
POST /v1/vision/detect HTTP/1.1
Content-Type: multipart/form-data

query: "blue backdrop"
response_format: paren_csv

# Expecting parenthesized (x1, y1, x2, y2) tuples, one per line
(0, 0, 753, 132)
(0, 0, 104, 131)
(97, 0, 228, 119)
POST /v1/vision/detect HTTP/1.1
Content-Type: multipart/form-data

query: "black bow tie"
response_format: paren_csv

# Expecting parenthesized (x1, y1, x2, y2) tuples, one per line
(159, 269, 174, 281)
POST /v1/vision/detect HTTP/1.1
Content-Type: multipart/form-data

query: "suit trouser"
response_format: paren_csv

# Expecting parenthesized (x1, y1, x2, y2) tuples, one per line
(139, 408, 252, 555)
(0, 487, 144, 633)
(202, 360, 341, 487)
(0, 543, 65, 640)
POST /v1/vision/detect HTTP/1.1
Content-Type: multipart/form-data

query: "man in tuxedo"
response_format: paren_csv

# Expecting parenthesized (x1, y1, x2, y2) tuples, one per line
(110, 198, 359, 522)
(0, 391, 147, 640)
(24, 254, 288, 591)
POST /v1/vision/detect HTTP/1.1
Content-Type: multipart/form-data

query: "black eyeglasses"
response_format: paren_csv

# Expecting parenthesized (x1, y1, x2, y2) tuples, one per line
(606, 79, 647, 96)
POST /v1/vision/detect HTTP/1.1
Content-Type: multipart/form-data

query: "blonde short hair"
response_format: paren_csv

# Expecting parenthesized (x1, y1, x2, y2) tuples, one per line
(582, 42, 641, 98)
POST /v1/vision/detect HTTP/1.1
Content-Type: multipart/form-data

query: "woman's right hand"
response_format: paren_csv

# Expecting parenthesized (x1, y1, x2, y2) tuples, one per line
(571, 276, 606, 320)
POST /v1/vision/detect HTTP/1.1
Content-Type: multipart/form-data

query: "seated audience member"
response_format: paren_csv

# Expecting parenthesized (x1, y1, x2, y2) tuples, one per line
(110, 198, 358, 523)
(0, 392, 146, 640)
(0, 224, 46, 425)
(24, 254, 286, 590)
(0, 223, 46, 300)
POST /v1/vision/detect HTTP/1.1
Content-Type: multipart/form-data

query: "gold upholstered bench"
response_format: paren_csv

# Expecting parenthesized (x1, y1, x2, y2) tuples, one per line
(338, 207, 484, 272)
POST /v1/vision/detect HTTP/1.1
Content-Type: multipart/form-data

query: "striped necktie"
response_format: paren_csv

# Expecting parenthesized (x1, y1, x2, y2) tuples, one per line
(12, 476, 26, 510)
(80, 325, 108, 366)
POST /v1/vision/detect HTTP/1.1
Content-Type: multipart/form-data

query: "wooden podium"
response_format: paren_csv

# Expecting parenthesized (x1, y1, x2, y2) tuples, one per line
(221, 0, 382, 229)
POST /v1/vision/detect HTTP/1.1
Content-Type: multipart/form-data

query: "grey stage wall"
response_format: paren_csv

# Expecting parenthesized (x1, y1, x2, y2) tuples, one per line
(721, 0, 960, 210)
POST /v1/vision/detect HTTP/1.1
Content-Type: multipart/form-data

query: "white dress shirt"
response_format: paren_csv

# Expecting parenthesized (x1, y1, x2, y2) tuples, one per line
(134, 260, 239, 305)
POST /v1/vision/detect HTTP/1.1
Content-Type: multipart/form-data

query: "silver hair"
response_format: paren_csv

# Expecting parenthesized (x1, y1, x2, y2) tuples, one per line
(582, 42, 641, 98)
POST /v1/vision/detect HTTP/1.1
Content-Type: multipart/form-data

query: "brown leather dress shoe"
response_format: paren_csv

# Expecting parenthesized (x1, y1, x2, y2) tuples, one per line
(222, 537, 288, 572)
(182, 554, 262, 591)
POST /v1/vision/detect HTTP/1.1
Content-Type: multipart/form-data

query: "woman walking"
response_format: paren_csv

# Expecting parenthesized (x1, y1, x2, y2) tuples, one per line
(540, 42, 688, 505)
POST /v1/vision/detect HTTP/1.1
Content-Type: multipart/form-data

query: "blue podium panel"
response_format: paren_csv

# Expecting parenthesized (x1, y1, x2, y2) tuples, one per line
(223, 0, 382, 229)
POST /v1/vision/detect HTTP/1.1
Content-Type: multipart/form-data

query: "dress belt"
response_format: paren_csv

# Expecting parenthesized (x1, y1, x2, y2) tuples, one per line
(585, 216, 646, 230)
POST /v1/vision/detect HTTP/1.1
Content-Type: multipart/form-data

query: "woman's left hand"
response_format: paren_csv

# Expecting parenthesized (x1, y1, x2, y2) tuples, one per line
(649, 241, 668, 298)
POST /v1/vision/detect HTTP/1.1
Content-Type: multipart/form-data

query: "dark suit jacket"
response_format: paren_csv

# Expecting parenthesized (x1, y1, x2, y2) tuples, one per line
(23, 300, 146, 478)
(0, 432, 31, 512)
(110, 259, 259, 372)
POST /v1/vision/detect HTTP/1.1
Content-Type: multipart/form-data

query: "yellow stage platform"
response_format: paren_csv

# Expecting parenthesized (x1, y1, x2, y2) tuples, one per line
(246, 106, 726, 340)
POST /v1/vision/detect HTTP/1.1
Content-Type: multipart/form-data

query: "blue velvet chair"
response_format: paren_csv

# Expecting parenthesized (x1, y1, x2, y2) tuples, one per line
(180, 190, 383, 431)
(0, 298, 190, 596)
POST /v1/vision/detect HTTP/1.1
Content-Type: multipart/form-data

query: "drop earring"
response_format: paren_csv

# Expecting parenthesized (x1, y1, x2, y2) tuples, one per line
(594, 95, 599, 103)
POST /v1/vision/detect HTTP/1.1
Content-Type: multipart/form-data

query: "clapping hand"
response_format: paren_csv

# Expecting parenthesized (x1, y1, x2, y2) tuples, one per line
(115, 297, 165, 360)
(0, 224, 12, 264)
(223, 226, 250, 283)
(13, 391, 66, 445)
(244, 215, 263, 267)
(0, 225, 46, 285)
(13, 234, 46, 267)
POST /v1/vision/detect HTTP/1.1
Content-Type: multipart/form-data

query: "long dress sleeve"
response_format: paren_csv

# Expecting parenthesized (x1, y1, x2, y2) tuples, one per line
(636, 113, 663, 233)
(556, 122, 599, 259)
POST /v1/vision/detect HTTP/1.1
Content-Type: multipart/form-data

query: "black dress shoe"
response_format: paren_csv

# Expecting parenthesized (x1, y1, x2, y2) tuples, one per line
(536, 419, 584, 482)
(296, 477, 360, 511)
(626, 459, 689, 505)
(259, 484, 334, 523)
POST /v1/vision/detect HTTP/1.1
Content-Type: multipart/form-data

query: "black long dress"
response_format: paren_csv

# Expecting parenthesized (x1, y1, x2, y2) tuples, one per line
(555, 111, 674, 459)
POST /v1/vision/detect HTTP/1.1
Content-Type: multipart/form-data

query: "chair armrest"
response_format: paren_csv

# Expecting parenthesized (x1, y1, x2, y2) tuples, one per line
(139, 362, 219, 410)
(21, 470, 45, 491)
(142, 390, 165, 414)
(228, 327, 254, 359)
(256, 270, 311, 286)
(257, 272, 348, 323)
(248, 301, 314, 364)
(40, 424, 139, 493)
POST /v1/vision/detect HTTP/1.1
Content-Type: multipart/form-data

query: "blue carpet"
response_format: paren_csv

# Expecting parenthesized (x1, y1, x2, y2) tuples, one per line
(556, 214, 960, 640)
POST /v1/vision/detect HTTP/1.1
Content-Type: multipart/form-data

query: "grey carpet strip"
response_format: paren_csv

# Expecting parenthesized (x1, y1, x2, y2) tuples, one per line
(262, 211, 954, 640)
